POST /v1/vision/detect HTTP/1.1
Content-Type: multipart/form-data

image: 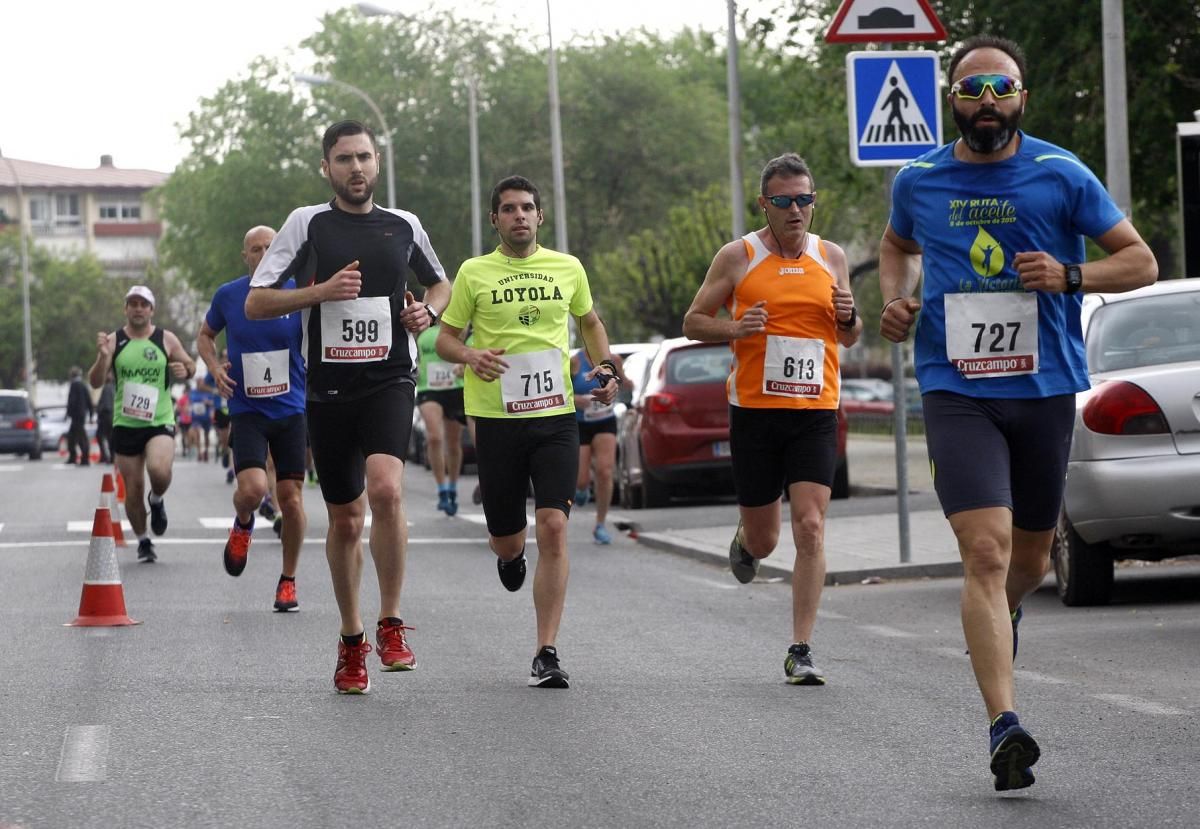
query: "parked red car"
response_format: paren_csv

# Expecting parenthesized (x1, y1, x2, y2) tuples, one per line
(616, 338, 848, 508)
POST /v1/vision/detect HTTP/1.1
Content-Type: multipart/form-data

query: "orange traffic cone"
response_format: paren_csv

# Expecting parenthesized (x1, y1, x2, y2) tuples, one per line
(66, 507, 141, 627)
(100, 473, 128, 548)
(116, 471, 126, 502)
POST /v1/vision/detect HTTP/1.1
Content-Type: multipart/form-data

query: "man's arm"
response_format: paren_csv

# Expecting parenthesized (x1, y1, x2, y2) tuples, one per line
(197, 320, 237, 399)
(162, 331, 197, 381)
(682, 240, 762, 343)
(1013, 219, 1158, 295)
(577, 309, 618, 406)
(878, 224, 924, 343)
(88, 332, 115, 389)
(825, 242, 862, 348)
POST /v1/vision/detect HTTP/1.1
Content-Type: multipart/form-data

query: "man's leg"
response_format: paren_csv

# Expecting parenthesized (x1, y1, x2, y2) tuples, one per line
(419, 401, 447, 488)
(1007, 527, 1053, 612)
(143, 435, 176, 500)
(531, 508, 569, 649)
(364, 454, 407, 620)
(116, 452, 148, 536)
(326, 495, 367, 636)
(950, 506, 1016, 719)
(277, 479, 306, 578)
(444, 417, 464, 487)
(590, 433, 617, 529)
(233, 467, 269, 525)
(787, 482, 830, 643)
(738, 499, 783, 560)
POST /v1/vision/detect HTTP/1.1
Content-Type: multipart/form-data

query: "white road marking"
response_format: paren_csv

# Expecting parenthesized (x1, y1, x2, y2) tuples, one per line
(816, 609, 850, 621)
(1013, 669, 1068, 686)
(0, 464, 23, 472)
(679, 574, 738, 590)
(56, 725, 109, 782)
(67, 520, 132, 533)
(1091, 693, 1189, 717)
(856, 624, 916, 638)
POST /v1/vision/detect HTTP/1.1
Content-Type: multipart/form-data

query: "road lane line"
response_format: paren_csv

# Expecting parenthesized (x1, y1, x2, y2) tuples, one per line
(856, 624, 917, 638)
(816, 609, 850, 621)
(1091, 693, 1188, 717)
(56, 725, 109, 782)
(1012, 669, 1068, 685)
(679, 574, 738, 590)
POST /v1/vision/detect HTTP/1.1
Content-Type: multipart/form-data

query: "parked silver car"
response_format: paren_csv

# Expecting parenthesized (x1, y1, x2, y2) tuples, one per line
(0, 390, 42, 459)
(1053, 279, 1200, 605)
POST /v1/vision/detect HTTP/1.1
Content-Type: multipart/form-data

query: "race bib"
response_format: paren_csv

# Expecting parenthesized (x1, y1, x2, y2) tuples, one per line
(500, 349, 567, 415)
(242, 349, 290, 398)
(763, 335, 824, 398)
(122, 381, 159, 422)
(320, 297, 391, 363)
(944, 293, 1039, 378)
(426, 361, 458, 390)
(190, 400, 208, 416)
(582, 397, 615, 421)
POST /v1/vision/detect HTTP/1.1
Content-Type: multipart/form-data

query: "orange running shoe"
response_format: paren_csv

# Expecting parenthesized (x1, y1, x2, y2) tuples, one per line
(223, 519, 253, 577)
(273, 577, 298, 612)
(334, 638, 373, 694)
(375, 619, 417, 671)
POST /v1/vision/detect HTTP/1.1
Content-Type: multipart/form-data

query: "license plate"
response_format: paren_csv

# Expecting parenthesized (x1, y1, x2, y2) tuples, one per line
(713, 440, 730, 458)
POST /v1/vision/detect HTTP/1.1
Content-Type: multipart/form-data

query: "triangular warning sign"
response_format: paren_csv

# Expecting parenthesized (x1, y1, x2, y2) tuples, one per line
(826, 0, 947, 43)
(859, 61, 935, 146)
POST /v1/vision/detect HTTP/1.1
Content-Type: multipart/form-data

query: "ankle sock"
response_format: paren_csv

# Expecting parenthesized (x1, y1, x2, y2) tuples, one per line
(341, 632, 364, 646)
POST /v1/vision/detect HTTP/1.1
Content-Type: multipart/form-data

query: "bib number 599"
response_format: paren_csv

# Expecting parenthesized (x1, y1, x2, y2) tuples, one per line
(341, 319, 379, 343)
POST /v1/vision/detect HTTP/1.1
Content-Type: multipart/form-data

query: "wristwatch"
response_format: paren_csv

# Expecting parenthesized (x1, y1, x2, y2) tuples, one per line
(1064, 264, 1083, 294)
(837, 306, 858, 330)
(423, 303, 439, 324)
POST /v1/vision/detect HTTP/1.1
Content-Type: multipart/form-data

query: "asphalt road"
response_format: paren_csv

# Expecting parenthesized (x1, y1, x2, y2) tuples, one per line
(0, 448, 1197, 828)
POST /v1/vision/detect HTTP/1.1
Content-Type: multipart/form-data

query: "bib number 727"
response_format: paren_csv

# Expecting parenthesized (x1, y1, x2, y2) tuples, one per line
(944, 292, 1039, 378)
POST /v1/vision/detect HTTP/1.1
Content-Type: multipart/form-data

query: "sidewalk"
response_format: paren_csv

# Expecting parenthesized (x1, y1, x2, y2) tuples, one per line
(627, 433, 965, 584)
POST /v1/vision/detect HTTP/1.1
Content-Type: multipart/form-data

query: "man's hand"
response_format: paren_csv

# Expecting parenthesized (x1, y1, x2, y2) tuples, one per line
(399, 290, 431, 334)
(167, 361, 189, 380)
(1014, 251, 1067, 293)
(832, 284, 855, 324)
(322, 260, 363, 302)
(96, 332, 113, 359)
(880, 297, 922, 343)
(734, 300, 768, 339)
(209, 360, 237, 398)
(585, 364, 619, 405)
(467, 348, 509, 382)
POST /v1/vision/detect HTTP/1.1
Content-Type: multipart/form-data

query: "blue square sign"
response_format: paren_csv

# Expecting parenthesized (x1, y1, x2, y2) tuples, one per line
(846, 50, 942, 167)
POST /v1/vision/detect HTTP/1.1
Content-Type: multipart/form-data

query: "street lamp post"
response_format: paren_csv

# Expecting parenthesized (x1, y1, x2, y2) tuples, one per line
(0, 148, 35, 401)
(726, 0, 745, 239)
(294, 73, 396, 210)
(546, 0, 568, 253)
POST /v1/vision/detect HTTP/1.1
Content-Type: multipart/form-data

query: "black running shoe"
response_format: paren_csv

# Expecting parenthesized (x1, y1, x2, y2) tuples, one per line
(257, 498, 277, 522)
(728, 521, 758, 584)
(137, 537, 158, 563)
(1011, 605, 1024, 661)
(784, 642, 826, 685)
(989, 711, 1040, 791)
(273, 516, 283, 538)
(497, 553, 527, 592)
(149, 498, 168, 536)
(528, 646, 569, 689)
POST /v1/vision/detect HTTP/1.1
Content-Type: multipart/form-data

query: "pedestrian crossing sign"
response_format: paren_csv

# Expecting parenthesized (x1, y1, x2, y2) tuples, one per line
(846, 50, 942, 167)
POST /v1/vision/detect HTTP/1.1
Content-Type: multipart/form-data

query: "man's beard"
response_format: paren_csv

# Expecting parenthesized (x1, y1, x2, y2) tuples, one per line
(333, 175, 376, 206)
(952, 103, 1023, 154)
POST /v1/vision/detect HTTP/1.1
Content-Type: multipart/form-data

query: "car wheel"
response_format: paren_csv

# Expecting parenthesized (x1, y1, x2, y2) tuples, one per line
(1053, 509, 1114, 606)
(831, 456, 849, 500)
(29, 443, 42, 461)
(641, 468, 670, 509)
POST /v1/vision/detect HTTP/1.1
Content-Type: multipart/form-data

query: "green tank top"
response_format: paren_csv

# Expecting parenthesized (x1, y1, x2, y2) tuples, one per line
(415, 324, 466, 393)
(113, 328, 175, 428)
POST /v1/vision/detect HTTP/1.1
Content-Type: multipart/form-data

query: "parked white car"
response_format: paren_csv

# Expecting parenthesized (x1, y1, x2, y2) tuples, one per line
(1053, 279, 1200, 605)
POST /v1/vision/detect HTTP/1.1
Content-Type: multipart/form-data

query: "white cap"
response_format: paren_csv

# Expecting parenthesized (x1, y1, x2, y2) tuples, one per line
(124, 285, 155, 307)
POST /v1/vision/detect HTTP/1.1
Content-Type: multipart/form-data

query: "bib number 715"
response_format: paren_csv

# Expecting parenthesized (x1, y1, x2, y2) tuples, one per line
(522, 370, 554, 396)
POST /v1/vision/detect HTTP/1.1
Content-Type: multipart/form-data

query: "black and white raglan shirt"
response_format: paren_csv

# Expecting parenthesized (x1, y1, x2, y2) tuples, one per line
(250, 200, 448, 403)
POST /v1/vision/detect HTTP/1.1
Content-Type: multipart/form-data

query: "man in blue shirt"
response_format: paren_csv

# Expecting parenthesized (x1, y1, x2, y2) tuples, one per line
(199, 225, 308, 612)
(878, 34, 1158, 792)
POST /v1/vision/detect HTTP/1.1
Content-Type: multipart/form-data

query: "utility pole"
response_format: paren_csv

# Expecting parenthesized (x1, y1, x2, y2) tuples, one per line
(1102, 0, 1132, 217)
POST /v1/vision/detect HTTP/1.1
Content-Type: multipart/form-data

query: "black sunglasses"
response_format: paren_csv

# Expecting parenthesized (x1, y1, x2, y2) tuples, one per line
(765, 193, 815, 209)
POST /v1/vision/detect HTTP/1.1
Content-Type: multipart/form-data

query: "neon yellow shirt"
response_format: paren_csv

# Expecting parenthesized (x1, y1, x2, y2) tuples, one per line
(443, 246, 593, 418)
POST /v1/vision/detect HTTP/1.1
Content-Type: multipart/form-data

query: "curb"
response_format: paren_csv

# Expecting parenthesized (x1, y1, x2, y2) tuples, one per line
(632, 531, 964, 585)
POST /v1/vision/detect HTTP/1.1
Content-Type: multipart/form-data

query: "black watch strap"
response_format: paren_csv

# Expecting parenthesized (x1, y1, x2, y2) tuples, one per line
(1065, 264, 1083, 294)
(423, 303, 439, 323)
(837, 306, 858, 330)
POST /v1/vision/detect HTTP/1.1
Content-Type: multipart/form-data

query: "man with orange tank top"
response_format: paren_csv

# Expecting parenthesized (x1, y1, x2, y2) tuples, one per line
(683, 153, 861, 685)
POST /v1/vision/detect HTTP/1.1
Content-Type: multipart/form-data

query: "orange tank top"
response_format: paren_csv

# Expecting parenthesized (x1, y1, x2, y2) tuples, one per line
(725, 232, 841, 410)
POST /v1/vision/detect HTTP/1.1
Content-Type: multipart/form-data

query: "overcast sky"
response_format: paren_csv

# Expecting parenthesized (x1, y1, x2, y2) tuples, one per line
(4, 0, 766, 172)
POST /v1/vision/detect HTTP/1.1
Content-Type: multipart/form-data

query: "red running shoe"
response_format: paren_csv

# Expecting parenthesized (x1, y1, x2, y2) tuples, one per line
(273, 577, 298, 612)
(223, 520, 253, 577)
(376, 619, 417, 671)
(334, 638, 373, 694)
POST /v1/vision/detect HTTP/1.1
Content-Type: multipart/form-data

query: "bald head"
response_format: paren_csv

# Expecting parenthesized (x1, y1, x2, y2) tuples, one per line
(242, 226, 276, 277)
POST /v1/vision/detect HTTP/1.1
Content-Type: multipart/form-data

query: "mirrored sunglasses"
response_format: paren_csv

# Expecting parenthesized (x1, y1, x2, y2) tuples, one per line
(950, 73, 1023, 100)
(765, 193, 816, 209)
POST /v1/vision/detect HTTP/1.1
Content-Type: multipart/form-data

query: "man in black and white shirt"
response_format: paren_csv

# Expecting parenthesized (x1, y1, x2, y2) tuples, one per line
(247, 120, 451, 695)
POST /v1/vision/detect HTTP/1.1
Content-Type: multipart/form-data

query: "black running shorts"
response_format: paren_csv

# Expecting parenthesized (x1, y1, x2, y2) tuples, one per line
(306, 384, 415, 505)
(729, 406, 838, 508)
(577, 417, 617, 446)
(229, 412, 307, 480)
(416, 388, 467, 425)
(474, 413, 579, 537)
(921, 391, 1075, 531)
(112, 425, 175, 457)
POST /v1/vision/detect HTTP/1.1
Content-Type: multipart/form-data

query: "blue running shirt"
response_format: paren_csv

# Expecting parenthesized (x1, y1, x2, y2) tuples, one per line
(204, 276, 306, 418)
(889, 133, 1125, 398)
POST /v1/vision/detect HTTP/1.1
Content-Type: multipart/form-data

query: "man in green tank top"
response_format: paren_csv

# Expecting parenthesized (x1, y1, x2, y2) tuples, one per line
(89, 285, 196, 563)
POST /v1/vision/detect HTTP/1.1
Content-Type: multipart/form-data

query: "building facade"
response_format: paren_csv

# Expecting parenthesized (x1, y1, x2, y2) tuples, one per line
(0, 155, 168, 280)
